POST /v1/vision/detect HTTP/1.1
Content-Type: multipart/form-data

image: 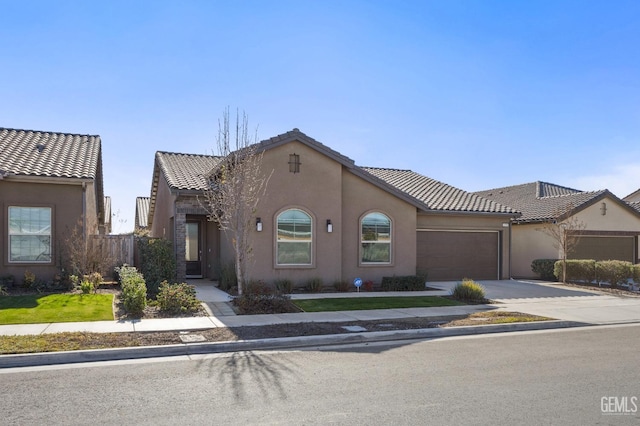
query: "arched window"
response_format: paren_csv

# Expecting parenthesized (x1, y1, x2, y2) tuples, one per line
(361, 212, 391, 264)
(277, 209, 312, 265)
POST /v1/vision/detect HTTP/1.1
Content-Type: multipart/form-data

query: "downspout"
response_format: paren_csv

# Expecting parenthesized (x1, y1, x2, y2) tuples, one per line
(82, 182, 87, 246)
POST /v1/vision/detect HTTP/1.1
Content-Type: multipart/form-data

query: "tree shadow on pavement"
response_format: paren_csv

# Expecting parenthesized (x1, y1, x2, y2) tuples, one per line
(196, 351, 300, 403)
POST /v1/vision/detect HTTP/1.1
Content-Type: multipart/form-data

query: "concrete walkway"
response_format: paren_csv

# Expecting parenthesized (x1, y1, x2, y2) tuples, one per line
(0, 279, 639, 337)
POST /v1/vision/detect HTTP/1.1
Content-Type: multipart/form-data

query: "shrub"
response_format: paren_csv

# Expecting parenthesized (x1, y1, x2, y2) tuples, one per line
(0, 285, 6, 296)
(451, 278, 486, 302)
(156, 281, 200, 314)
(554, 260, 596, 283)
(218, 262, 237, 292)
(363, 280, 374, 291)
(233, 293, 298, 314)
(0, 275, 15, 288)
(381, 275, 426, 291)
(120, 267, 147, 315)
(531, 259, 558, 281)
(87, 272, 102, 290)
(633, 264, 640, 283)
(136, 237, 176, 295)
(306, 277, 324, 293)
(23, 270, 36, 288)
(80, 280, 94, 294)
(333, 280, 350, 292)
(245, 280, 274, 295)
(596, 260, 632, 289)
(114, 265, 139, 286)
(274, 278, 294, 294)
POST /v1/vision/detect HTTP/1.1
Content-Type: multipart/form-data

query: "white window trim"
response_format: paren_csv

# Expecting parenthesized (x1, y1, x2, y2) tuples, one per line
(275, 207, 315, 268)
(8, 206, 53, 264)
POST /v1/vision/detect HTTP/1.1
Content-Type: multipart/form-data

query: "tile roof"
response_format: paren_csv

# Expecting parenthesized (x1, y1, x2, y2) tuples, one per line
(0, 127, 101, 179)
(135, 197, 150, 229)
(155, 151, 222, 191)
(362, 167, 518, 214)
(627, 201, 640, 214)
(474, 181, 611, 223)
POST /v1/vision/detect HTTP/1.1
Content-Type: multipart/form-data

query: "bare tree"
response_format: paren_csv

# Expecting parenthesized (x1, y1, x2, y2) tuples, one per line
(201, 108, 270, 295)
(537, 210, 586, 283)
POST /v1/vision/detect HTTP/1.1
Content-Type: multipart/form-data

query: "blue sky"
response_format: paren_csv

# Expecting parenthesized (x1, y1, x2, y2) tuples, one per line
(3, 1, 639, 233)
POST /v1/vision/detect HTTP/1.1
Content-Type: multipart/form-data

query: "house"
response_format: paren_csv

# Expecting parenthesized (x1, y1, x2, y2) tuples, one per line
(0, 127, 107, 282)
(146, 129, 518, 284)
(475, 181, 640, 278)
(135, 196, 150, 231)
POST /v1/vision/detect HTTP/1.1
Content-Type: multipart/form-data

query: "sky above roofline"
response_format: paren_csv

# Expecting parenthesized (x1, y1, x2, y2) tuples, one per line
(2, 1, 639, 233)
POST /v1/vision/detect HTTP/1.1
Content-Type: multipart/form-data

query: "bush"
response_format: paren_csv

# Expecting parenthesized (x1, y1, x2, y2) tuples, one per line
(554, 260, 596, 283)
(531, 259, 558, 281)
(381, 275, 426, 291)
(120, 267, 147, 315)
(245, 280, 274, 295)
(451, 278, 486, 302)
(114, 265, 139, 286)
(156, 281, 200, 314)
(633, 264, 640, 283)
(333, 280, 350, 292)
(23, 270, 36, 288)
(274, 278, 294, 294)
(136, 237, 176, 295)
(218, 262, 237, 292)
(233, 293, 299, 314)
(306, 277, 324, 293)
(80, 280, 94, 294)
(596, 260, 633, 289)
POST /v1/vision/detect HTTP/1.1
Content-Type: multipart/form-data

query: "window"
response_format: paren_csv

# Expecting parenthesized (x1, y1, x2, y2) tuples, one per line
(8, 207, 52, 263)
(361, 212, 391, 264)
(277, 209, 312, 265)
(288, 153, 301, 173)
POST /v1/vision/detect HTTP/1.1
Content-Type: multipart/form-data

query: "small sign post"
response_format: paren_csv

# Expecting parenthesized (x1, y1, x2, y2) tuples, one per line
(354, 277, 363, 293)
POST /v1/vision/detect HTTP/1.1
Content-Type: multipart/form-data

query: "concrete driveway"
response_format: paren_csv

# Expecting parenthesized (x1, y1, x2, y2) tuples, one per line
(428, 279, 600, 301)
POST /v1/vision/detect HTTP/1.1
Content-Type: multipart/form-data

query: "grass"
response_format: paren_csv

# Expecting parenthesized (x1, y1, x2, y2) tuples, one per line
(292, 296, 462, 312)
(0, 294, 114, 325)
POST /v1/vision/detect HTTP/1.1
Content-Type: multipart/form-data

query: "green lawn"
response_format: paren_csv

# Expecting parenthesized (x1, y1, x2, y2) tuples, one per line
(0, 294, 114, 325)
(292, 296, 463, 312)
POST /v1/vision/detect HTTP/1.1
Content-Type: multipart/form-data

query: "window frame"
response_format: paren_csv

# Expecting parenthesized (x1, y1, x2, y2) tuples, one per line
(359, 211, 392, 265)
(275, 207, 314, 267)
(8, 206, 53, 264)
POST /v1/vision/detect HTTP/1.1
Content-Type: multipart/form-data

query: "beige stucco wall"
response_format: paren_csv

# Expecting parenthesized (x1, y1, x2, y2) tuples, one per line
(511, 196, 640, 278)
(0, 179, 88, 282)
(250, 141, 343, 286)
(149, 174, 176, 241)
(417, 213, 512, 279)
(246, 141, 418, 287)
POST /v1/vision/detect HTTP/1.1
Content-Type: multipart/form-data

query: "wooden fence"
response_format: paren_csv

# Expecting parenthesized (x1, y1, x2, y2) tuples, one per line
(89, 234, 135, 277)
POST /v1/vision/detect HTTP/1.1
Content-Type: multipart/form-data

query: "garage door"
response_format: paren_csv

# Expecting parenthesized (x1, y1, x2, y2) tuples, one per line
(569, 236, 635, 262)
(417, 231, 499, 281)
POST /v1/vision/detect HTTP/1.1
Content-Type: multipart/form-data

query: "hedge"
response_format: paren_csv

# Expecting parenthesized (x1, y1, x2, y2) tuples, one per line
(553, 259, 635, 288)
(531, 259, 559, 281)
(381, 275, 426, 291)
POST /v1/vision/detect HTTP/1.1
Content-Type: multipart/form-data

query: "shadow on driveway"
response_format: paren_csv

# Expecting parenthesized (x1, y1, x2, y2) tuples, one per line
(428, 279, 600, 300)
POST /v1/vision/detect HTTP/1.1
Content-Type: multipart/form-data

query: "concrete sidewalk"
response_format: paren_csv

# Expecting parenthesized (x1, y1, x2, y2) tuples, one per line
(1, 279, 639, 337)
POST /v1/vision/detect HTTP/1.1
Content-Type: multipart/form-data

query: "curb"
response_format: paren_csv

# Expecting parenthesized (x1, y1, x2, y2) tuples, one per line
(0, 320, 586, 369)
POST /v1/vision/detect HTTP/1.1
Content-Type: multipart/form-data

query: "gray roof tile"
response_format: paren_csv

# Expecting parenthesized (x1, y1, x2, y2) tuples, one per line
(0, 127, 101, 179)
(135, 196, 150, 228)
(156, 151, 222, 191)
(474, 181, 611, 223)
(362, 167, 518, 214)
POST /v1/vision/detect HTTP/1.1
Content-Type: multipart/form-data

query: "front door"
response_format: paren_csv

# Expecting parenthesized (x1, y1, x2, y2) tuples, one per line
(185, 221, 202, 278)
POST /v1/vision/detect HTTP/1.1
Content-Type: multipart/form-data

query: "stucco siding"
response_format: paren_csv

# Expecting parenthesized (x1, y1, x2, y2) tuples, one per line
(1, 180, 86, 281)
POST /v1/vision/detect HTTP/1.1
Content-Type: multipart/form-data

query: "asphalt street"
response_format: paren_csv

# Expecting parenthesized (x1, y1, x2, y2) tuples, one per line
(3, 324, 640, 425)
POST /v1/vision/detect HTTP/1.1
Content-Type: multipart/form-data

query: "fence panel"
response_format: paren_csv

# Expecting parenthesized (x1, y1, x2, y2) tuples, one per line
(89, 234, 135, 277)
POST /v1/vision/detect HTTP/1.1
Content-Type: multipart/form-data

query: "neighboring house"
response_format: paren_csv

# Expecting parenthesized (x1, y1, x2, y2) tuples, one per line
(623, 189, 640, 203)
(0, 127, 107, 282)
(135, 196, 150, 231)
(103, 196, 112, 235)
(475, 181, 640, 278)
(147, 129, 517, 284)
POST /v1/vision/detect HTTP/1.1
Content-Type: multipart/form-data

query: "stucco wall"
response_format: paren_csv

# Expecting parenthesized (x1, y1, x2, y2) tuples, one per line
(511, 197, 640, 278)
(250, 141, 344, 285)
(1, 179, 86, 282)
(341, 170, 416, 284)
(149, 174, 176, 241)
